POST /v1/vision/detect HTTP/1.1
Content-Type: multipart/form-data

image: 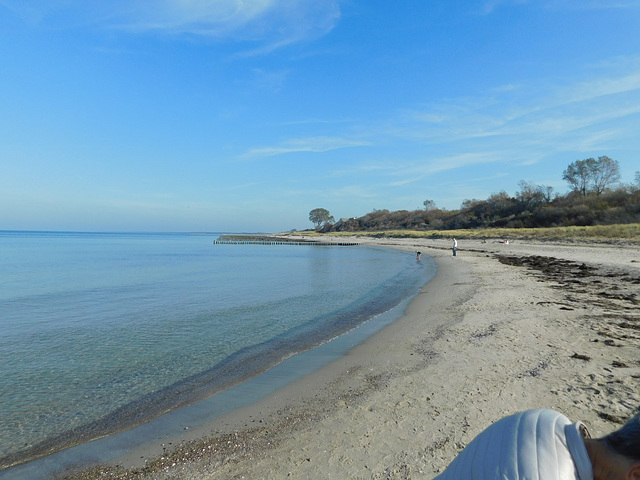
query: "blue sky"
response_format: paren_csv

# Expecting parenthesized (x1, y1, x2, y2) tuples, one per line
(1, 0, 639, 232)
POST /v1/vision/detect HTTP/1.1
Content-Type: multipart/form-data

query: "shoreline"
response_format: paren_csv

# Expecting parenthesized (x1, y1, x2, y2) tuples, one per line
(50, 238, 640, 478)
(0, 244, 430, 478)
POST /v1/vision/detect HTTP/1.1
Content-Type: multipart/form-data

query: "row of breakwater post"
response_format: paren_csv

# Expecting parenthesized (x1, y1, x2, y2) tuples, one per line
(213, 235, 359, 246)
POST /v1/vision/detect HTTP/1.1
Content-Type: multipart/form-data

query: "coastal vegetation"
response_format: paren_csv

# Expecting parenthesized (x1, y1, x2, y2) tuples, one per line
(308, 208, 335, 230)
(306, 159, 640, 238)
(306, 223, 640, 242)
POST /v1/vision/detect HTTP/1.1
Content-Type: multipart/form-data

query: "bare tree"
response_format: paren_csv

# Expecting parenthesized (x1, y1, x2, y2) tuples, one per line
(423, 199, 437, 211)
(542, 185, 555, 203)
(563, 156, 620, 196)
(517, 181, 545, 207)
(517, 180, 555, 207)
(563, 158, 596, 196)
(591, 155, 621, 195)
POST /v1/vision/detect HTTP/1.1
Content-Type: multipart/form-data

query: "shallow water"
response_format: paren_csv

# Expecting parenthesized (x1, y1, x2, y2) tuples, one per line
(0, 232, 434, 472)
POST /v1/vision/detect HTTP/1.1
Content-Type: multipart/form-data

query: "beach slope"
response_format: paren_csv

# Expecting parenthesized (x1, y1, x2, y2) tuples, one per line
(71, 238, 640, 479)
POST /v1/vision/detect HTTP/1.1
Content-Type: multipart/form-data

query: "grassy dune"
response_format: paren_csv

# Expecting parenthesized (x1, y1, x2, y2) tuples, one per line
(288, 223, 640, 243)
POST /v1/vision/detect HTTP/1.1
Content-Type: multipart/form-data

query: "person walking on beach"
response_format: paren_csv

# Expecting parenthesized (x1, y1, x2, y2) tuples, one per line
(433, 408, 640, 480)
(452, 238, 457, 256)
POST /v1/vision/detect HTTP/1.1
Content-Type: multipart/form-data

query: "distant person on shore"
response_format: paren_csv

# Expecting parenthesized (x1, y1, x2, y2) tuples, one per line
(452, 238, 457, 256)
(416, 251, 421, 260)
(433, 408, 640, 480)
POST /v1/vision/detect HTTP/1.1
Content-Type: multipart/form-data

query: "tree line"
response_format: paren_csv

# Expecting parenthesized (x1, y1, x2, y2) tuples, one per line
(308, 157, 640, 232)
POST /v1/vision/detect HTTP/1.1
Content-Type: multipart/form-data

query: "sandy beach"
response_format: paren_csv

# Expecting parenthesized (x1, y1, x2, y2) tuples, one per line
(68, 237, 640, 479)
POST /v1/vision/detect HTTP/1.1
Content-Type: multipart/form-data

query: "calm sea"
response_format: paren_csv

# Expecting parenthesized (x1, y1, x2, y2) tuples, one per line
(0, 231, 435, 475)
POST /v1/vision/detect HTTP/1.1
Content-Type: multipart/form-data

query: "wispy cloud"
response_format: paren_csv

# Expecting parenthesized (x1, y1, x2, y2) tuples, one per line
(328, 162, 392, 178)
(241, 136, 371, 159)
(323, 151, 512, 190)
(123, 0, 341, 47)
(1, 0, 341, 51)
(387, 152, 506, 187)
(559, 71, 640, 104)
(479, 0, 531, 15)
(480, 0, 640, 15)
(312, 60, 640, 194)
(394, 58, 640, 152)
(327, 185, 378, 199)
(550, 0, 640, 10)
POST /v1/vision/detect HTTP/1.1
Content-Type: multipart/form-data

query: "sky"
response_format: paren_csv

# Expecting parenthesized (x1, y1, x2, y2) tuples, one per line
(1, 0, 640, 233)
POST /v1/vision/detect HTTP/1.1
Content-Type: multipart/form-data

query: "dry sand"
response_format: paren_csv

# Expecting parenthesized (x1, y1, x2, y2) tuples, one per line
(68, 237, 640, 479)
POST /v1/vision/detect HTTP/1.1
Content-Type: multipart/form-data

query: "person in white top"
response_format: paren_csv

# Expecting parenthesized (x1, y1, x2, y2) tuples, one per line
(433, 408, 640, 480)
(452, 238, 457, 256)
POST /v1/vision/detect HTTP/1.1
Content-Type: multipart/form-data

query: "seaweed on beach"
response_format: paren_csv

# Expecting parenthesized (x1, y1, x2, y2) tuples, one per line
(495, 254, 639, 311)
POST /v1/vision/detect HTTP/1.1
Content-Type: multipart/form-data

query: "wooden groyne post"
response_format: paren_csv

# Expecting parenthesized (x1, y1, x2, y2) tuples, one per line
(213, 235, 359, 246)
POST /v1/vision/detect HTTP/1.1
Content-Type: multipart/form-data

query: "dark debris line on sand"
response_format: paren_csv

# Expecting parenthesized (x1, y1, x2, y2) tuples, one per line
(495, 253, 640, 371)
(495, 254, 639, 310)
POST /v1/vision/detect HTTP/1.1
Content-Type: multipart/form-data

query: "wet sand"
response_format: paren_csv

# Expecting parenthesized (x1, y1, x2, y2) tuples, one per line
(65, 237, 640, 479)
